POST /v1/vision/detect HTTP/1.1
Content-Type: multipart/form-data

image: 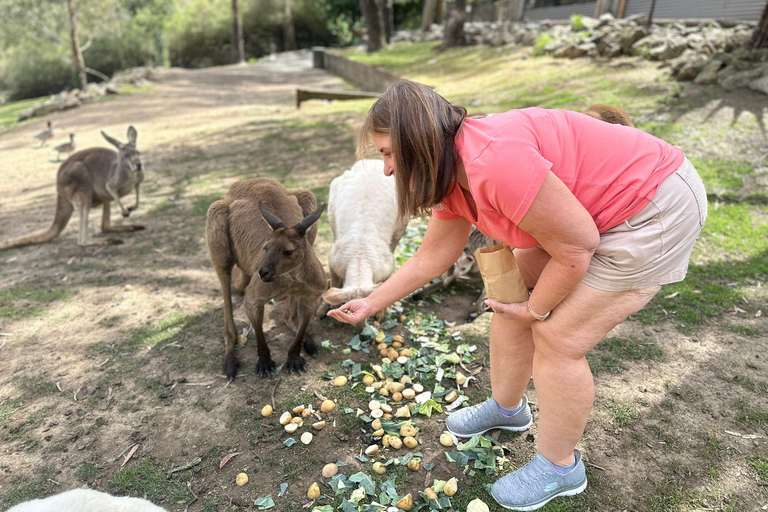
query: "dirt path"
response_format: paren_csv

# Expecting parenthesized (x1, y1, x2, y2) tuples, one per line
(0, 50, 766, 512)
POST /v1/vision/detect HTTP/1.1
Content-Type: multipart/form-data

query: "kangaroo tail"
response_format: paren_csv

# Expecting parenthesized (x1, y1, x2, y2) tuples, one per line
(0, 195, 73, 250)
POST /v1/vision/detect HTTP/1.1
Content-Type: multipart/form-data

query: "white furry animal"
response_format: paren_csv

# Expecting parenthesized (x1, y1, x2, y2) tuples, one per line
(7, 489, 168, 512)
(321, 159, 409, 327)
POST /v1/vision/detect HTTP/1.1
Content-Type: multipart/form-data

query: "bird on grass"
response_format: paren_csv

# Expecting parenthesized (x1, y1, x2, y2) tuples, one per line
(34, 121, 54, 147)
(54, 133, 76, 162)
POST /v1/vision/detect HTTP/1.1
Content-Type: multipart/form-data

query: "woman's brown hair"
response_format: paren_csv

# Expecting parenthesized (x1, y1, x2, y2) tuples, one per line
(358, 79, 466, 219)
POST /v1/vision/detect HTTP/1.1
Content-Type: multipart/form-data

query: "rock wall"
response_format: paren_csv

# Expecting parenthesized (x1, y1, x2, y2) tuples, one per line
(393, 15, 767, 95)
(18, 66, 158, 121)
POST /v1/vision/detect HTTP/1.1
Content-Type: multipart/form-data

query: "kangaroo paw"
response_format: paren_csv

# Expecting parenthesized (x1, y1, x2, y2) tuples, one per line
(255, 356, 277, 378)
(284, 353, 307, 374)
(304, 337, 318, 357)
(224, 352, 239, 380)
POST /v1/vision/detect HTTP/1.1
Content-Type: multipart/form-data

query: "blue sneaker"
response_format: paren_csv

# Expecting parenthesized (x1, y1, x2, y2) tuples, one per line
(446, 396, 532, 437)
(491, 450, 588, 511)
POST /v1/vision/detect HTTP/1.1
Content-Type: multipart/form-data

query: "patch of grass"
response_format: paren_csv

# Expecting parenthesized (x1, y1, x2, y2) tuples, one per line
(633, 121, 685, 144)
(98, 315, 123, 328)
(736, 375, 756, 392)
(728, 324, 760, 336)
(702, 433, 721, 479)
(588, 337, 666, 375)
(647, 482, 704, 512)
(12, 376, 58, 398)
(0, 398, 21, 427)
(93, 312, 191, 359)
(76, 462, 103, 481)
(691, 157, 757, 196)
(191, 193, 225, 217)
(202, 496, 224, 511)
(607, 400, 635, 427)
(5, 479, 58, 507)
(736, 398, 768, 428)
(749, 454, 768, 481)
(228, 407, 269, 444)
(0, 96, 46, 134)
(107, 459, 191, 503)
(0, 285, 73, 320)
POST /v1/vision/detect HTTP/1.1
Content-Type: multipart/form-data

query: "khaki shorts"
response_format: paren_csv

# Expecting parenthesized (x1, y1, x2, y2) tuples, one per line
(582, 158, 707, 292)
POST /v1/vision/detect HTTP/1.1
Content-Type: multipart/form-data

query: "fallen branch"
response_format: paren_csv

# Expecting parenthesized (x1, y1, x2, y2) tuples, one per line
(73, 385, 83, 401)
(585, 461, 606, 471)
(725, 430, 762, 439)
(56, 381, 63, 392)
(96, 357, 110, 368)
(271, 377, 283, 410)
(168, 457, 202, 475)
(185, 380, 216, 387)
(313, 389, 328, 402)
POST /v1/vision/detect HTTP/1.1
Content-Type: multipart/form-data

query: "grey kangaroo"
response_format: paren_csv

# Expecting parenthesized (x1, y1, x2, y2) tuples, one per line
(0, 126, 144, 249)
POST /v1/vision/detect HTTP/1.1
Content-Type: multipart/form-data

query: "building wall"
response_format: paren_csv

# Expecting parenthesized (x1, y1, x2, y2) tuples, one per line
(622, 0, 764, 21)
(524, 2, 598, 20)
(523, 0, 764, 21)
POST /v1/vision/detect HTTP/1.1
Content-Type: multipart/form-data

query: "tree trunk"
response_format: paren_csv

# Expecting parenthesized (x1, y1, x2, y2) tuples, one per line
(421, 0, 437, 32)
(66, 0, 87, 88)
(441, 0, 467, 50)
(752, 4, 768, 48)
(381, 0, 394, 43)
(284, 0, 296, 51)
(360, 0, 385, 52)
(646, 0, 656, 28)
(231, 0, 245, 63)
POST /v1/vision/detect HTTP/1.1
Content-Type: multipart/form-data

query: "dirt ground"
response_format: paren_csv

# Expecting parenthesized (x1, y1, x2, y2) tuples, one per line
(0, 50, 766, 512)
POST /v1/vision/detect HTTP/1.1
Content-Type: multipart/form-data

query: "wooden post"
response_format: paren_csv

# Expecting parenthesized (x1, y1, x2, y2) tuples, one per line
(232, 0, 245, 62)
(594, 0, 604, 18)
(617, 0, 628, 19)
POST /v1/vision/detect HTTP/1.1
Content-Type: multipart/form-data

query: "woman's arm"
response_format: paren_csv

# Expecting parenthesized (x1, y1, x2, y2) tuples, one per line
(516, 171, 599, 316)
(327, 215, 472, 324)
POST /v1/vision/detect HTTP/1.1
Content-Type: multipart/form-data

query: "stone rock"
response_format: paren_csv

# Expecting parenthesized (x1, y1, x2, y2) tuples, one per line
(670, 49, 708, 81)
(618, 25, 648, 54)
(718, 66, 764, 90)
(693, 59, 724, 85)
(748, 76, 768, 96)
(650, 36, 687, 61)
(580, 16, 601, 31)
(18, 107, 35, 121)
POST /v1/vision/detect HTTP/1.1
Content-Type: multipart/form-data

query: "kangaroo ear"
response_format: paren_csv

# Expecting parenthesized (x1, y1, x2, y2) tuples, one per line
(295, 203, 325, 237)
(127, 126, 137, 145)
(259, 201, 285, 231)
(101, 131, 123, 149)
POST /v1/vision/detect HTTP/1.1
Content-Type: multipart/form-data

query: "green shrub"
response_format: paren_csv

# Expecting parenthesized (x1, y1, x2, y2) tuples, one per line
(534, 33, 555, 56)
(1, 46, 76, 100)
(570, 14, 585, 31)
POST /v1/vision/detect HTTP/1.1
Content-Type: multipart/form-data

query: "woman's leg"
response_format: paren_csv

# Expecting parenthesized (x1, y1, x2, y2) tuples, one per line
(490, 247, 551, 408)
(531, 283, 659, 465)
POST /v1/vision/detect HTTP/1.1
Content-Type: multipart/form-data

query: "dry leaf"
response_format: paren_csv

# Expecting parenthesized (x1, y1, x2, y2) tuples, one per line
(122, 444, 139, 467)
(219, 452, 240, 469)
(185, 380, 216, 386)
(664, 291, 680, 299)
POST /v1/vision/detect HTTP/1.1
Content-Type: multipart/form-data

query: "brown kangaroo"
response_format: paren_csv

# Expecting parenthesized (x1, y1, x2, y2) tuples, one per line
(205, 178, 326, 380)
(0, 126, 144, 250)
(583, 104, 634, 127)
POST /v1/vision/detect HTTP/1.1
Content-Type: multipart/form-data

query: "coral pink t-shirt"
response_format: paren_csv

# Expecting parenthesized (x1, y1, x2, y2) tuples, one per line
(431, 108, 684, 249)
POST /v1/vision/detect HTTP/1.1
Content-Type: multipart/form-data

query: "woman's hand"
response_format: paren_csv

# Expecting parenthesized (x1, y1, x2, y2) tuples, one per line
(327, 298, 377, 325)
(484, 299, 535, 323)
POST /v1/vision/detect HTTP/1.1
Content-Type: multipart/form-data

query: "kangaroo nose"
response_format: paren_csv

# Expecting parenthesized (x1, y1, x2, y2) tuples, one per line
(259, 268, 273, 282)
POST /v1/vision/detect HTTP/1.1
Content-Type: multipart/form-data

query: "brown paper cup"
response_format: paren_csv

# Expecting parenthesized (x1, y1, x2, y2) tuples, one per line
(474, 243, 529, 303)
